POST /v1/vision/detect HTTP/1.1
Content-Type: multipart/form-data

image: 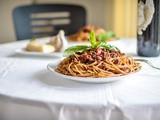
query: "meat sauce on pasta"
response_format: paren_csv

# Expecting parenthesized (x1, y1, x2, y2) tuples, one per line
(55, 48, 141, 78)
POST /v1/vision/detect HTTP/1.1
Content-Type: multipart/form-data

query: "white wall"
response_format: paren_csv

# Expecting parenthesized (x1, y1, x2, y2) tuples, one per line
(0, 0, 107, 43)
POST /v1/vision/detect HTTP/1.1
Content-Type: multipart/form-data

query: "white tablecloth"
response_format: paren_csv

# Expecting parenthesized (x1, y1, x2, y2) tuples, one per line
(0, 38, 160, 120)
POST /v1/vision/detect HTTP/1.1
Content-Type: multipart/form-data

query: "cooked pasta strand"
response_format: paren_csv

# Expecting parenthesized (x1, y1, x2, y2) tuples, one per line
(55, 49, 141, 78)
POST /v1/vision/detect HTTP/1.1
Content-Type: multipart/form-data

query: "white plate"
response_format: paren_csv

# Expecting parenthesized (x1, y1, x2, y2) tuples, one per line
(47, 61, 135, 83)
(15, 48, 62, 57)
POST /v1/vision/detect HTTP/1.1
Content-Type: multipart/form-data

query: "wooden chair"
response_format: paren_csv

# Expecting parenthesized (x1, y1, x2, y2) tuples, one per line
(13, 4, 86, 40)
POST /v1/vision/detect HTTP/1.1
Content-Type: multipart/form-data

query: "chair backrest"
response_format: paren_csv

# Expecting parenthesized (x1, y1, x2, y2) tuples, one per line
(13, 4, 86, 40)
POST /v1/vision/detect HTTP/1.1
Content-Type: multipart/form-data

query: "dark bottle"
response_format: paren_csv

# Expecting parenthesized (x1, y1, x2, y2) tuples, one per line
(137, 0, 160, 57)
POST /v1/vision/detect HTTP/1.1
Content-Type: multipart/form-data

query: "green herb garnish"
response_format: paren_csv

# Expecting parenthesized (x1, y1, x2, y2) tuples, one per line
(63, 45, 90, 57)
(63, 30, 119, 57)
(97, 31, 116, 42)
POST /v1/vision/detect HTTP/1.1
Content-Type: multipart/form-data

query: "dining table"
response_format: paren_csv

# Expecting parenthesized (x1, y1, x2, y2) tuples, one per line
(0, 37, 160, 120)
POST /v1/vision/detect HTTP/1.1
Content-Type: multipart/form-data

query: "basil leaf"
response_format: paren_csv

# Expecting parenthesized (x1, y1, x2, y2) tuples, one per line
(105, 31, 116, 38)
(98, 31, 116, 42)
(90, 30, 97, 48)
(63, 30, 119, 57)
(63, 45, 90, 57)
(98, 42, 119, 50)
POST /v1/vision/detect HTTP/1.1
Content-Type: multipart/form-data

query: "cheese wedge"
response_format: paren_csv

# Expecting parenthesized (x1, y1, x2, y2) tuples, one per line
(26, 41, 55, 53)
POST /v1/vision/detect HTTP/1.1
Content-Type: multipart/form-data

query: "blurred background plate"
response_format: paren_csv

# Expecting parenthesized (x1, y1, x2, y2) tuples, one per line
(15, 48, 62, 57)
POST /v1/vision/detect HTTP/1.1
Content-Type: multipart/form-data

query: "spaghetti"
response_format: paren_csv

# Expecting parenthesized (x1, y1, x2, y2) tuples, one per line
(55, 48, 141, 78)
